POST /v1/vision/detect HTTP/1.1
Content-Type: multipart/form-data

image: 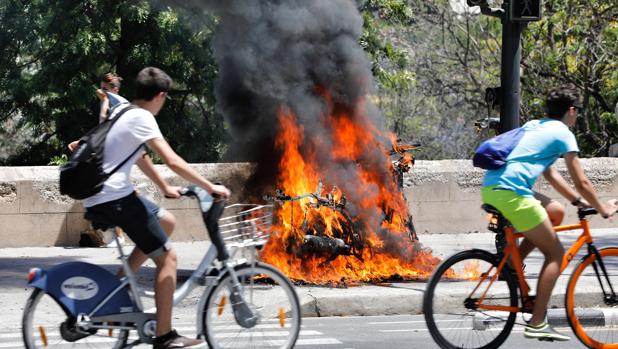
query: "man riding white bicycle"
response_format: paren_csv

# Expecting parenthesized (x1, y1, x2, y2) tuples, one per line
(83, 67, 230, 348)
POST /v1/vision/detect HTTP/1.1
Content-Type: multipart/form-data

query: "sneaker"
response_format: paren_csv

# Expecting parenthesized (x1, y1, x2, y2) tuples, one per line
(524, 322, 570, 341)
(153, 330, 203, 348)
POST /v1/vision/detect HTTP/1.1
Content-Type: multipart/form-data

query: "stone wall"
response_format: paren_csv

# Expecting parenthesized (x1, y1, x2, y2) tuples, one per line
(405, 158, 618, 234)
(0, 164, 254, 247)
(1, 158, 617, 247)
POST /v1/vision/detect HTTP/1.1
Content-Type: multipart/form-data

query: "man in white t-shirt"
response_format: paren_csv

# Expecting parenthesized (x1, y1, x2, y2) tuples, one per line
(84, 67, 230, 348)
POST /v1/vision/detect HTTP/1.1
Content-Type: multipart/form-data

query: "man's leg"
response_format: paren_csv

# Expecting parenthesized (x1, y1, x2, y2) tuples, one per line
(520, 218, 564, 326)
(122, 212, 176, 275)
(518, 194, 565, 260)
(152, 249, 178, 336)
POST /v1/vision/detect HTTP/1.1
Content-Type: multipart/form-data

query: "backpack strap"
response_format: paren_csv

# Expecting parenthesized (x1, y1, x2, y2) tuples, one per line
(104, 105, 144, 178)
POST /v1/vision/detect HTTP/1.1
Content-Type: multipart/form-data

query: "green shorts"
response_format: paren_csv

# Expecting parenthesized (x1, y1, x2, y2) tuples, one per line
(481, 185, 548, 232)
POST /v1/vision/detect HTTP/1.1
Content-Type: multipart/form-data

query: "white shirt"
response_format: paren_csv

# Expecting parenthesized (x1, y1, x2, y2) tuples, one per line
(83, 105, 163, 207)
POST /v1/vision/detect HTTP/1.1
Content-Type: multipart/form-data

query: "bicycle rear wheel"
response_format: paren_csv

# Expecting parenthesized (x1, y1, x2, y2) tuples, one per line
(423, 249, 518, 349)
(203, 262, 301, 349)
(566, 246, 618, 349)
(22, 288, 128, 348)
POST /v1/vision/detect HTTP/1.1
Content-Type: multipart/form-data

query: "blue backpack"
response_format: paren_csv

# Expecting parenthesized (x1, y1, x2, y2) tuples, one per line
(473, 127, 525, 170)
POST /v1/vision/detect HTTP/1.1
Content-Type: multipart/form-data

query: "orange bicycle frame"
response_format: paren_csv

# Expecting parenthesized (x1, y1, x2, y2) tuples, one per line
(472, 217, 593, 313)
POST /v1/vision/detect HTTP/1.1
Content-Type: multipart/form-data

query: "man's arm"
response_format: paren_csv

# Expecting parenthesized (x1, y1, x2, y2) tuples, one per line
(146, 137, 230, 198)
(563, 152, 615, 217)
(542, 166, 581, 204)
(135, 152, 180, 198)
(96, 89, 110, 121)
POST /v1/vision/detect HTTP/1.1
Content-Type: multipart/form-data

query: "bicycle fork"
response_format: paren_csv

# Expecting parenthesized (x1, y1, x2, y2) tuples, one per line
(588, 244, 618, 306)
(223, 262, 259, 328)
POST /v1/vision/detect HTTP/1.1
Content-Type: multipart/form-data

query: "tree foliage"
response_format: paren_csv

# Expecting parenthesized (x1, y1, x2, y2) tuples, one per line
(360, 0, 503, 159)
(0, 0, 223, 165)
(522, 0, 618, 156)
(360, 0, 618, 158)
(0, 0, 616, 164)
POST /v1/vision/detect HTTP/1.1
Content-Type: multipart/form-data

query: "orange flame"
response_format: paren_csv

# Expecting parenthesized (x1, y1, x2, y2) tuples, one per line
(260, 98, 442, 285)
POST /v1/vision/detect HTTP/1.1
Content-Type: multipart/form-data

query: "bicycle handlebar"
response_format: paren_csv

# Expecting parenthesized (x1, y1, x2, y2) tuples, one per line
(576, 206, 618, 220)
(180, 185, 230, 261)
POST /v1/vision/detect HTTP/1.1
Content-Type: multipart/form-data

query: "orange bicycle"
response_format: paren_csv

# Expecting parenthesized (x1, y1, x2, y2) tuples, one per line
(423, 204, 618, 349)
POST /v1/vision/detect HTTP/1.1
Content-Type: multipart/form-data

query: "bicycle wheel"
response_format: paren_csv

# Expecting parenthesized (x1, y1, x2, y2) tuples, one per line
(566, 246, 618, 349)
(423, 249, 518, 349)
(22, 288, 128, 349)
(203, 262, 301, 349)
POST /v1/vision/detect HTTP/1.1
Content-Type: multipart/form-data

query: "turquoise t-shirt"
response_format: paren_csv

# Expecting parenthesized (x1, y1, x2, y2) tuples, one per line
(482, 119, 579, 197)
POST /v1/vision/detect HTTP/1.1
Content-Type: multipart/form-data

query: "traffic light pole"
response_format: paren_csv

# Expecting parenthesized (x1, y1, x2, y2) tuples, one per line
(472, 0, 540, 133)
(500, 1, 522, 132)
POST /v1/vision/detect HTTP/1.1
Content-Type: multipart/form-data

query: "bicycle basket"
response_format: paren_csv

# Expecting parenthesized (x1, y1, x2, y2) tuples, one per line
(219, 204, 274, 247)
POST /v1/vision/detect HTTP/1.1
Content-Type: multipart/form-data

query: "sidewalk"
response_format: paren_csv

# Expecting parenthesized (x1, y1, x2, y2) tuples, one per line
(1, 229, 617, 324)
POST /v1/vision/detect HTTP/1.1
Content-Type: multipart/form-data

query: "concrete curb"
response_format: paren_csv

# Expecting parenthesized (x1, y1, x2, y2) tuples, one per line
(547, 308, 615, 327)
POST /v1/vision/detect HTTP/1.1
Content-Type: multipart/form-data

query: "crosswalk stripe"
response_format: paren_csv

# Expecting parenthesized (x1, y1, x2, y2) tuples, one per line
(1, 329, 327, 347)
(2, 328, 320, 340)
(209, 338, 342, 347)
(213, 330, 321, 338)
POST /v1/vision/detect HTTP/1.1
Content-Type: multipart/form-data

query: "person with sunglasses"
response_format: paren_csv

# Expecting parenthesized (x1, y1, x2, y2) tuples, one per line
(480, 83, 617, 341)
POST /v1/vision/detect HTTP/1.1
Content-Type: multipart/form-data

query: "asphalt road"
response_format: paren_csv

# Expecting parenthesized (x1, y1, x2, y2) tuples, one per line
(2, 314, 591, 348)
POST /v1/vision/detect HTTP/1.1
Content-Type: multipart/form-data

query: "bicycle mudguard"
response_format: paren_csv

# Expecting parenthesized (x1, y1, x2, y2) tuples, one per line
(28, 261, 134, 316)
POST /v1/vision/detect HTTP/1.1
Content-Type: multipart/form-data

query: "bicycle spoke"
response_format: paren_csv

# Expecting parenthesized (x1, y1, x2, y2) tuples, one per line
(567, 247, 618, 348)
(22, 290, 128, 349)
(423, 250, 517, 349)
(204, 263, 300, 349)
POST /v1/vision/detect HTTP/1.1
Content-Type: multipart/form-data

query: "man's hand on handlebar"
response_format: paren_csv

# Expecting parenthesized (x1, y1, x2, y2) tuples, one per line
(163, 185, 183, 199)
(210, 184, 231, 201)
(600, 199, 618, 220)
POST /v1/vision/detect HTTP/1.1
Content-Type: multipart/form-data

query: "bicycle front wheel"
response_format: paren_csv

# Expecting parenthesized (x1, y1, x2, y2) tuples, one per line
(423, 249, 518, 349)
(22, 288, 128, 349)
(203, 262, 301, 349)
(566, 246, 618, 349)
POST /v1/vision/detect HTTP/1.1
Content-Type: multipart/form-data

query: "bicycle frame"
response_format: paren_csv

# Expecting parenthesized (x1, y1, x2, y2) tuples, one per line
(471, 215, 608, 314)
(25, 186, 284, 349)
(83, 234, 256, 339)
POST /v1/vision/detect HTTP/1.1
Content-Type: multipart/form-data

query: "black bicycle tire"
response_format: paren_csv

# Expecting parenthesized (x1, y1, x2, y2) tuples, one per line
(22, 288, 128, 349)
(565, 246, 618, 349)
(423, 249, 518, 349)
(201, 262, 301, 349)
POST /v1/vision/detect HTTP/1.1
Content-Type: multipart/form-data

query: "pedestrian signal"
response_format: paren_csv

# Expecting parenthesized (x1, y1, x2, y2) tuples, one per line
(510, 0, 541, 21)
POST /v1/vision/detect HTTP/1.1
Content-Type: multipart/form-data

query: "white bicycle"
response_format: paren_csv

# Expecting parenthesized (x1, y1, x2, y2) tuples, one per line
(22, 185, 301, 348)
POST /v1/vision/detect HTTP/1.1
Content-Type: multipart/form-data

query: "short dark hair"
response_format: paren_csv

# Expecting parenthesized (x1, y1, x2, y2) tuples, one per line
(135, 67, 172, 101)
(545, 84, 582, 119)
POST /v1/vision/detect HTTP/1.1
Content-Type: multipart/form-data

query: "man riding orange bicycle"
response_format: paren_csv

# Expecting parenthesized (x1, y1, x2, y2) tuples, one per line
(480, 84, 617, 341)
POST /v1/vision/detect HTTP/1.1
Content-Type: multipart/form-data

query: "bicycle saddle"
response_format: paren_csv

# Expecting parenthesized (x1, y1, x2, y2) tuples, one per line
(481, 204, 501, 215)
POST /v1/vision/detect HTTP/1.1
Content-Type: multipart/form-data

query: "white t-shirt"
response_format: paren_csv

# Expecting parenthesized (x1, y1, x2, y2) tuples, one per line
(83, 105, 163, 207)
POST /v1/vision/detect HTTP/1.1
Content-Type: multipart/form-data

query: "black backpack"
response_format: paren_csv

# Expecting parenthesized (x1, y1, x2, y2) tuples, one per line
(59, 105, 142, 200)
